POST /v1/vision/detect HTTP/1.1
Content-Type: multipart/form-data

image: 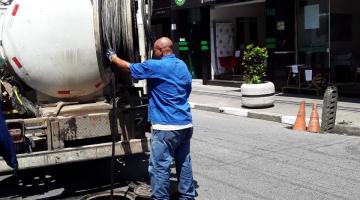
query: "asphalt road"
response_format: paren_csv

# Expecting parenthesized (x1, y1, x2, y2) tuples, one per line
(1, 109, 360, 199)
(191, 110, 360, 200)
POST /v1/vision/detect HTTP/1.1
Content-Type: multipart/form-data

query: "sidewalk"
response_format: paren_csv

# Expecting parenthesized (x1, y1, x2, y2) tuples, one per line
(190, 79, 360, 136)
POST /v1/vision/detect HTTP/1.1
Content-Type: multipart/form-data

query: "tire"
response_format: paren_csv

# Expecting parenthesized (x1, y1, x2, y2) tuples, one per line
(321, 86, 338, 133)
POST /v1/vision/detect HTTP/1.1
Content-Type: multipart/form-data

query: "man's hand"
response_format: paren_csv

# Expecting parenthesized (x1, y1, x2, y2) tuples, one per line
(106, 48, 116, 62)
(106, 48, 130, 71)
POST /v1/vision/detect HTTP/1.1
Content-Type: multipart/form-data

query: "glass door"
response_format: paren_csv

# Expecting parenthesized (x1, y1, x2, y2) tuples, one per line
(329, 0, 360, 97)
(297, 0, 330, 88)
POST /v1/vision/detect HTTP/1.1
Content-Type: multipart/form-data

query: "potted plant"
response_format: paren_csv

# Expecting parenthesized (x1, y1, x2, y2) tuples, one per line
(240, 44, 275, 108)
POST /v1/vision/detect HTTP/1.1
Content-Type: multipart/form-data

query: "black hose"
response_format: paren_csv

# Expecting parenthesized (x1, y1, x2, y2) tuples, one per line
(100, 0, 136, 61)
(99, 1, 134, 198)
(99, 1, 155, 198)
(0, 0, 12, 6)
(109, 73, 118, 200)
(100, 0, 153, 61)
(131, 0, 139, 61)
(98, 1, 154, 197)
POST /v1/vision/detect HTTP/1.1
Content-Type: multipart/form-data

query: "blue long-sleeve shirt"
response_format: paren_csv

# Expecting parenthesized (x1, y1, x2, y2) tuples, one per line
(130, 54, 192, 125)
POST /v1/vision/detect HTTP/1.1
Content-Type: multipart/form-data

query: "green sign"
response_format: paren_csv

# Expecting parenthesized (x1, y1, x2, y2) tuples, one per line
(175, 0, 186, 6)
(201, 41, 208, 45)
(201, 46, 209, 51)
(179, 41, 188, 46)
(266, 43, 276, 49)
(266, 38, 276, 49)
(179, 46, 189, 51)
(266, 38, 276, 43)
(266, 8, 276, 16)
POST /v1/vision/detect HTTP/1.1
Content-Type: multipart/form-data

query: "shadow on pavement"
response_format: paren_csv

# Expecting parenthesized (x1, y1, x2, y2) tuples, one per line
(0, 154, 149, 199)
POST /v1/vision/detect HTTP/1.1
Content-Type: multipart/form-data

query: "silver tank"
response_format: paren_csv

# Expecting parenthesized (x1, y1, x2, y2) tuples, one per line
(1, 0, 109, 99)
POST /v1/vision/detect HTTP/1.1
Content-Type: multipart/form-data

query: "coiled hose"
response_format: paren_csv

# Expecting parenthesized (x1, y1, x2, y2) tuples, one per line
(100, 0, 153, 61)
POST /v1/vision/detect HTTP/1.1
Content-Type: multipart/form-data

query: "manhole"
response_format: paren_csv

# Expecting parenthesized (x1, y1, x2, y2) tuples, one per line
(133, 183, 151, 198)
(80, 191, 136, 200)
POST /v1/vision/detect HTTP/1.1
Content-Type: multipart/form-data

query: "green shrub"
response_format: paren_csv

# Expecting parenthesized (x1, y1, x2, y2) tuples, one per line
(242, 44, 268, 84)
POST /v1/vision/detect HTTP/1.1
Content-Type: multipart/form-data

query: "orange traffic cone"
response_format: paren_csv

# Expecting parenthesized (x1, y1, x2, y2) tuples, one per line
(307, 103, 320, 133)
(293, 101, 306, 131)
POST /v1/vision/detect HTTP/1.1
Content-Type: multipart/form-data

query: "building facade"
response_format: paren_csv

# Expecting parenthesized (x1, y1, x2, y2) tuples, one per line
(152, 0, 360, 97)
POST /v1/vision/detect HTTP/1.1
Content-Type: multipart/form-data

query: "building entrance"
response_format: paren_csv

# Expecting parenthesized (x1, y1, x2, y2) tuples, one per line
(210, 1, 266, 82)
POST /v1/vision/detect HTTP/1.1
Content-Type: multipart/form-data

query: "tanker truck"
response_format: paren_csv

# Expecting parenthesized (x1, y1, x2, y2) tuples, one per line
(0, 0, 153, 174)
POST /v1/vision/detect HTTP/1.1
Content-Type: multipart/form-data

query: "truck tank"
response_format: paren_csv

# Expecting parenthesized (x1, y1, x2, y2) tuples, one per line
(0, 0, 111, 99)
(0, 0, 153, 175)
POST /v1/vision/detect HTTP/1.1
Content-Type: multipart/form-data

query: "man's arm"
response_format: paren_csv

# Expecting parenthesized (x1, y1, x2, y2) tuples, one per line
(106, 49, 130, 72)
(111, 55, 130, 72)
(106, 48, 157, 80)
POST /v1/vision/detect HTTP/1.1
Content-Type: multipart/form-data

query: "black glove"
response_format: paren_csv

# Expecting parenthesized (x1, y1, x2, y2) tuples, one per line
(106, 48, 116, 62)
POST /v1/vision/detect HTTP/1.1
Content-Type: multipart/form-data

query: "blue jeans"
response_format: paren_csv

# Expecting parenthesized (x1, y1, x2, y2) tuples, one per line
(149, 127, 195, 200)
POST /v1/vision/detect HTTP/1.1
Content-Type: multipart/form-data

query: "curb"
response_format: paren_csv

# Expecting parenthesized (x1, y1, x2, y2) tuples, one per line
(190, 102, 360, 137)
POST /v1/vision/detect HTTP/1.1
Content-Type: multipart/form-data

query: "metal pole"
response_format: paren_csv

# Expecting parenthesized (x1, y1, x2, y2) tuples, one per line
(295, 0, 299, 64)
(135, 0, 148, 95)
(328, 0, 331, 83)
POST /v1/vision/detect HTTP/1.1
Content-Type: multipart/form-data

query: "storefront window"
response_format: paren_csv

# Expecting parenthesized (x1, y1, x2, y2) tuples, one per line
(329, 0, 360, 96)
(251, 0, 360, 97)
(297, 0, 330, 86)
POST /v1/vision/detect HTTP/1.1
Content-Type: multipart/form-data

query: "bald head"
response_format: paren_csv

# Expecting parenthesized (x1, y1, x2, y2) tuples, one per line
(153, 37, 173, 57)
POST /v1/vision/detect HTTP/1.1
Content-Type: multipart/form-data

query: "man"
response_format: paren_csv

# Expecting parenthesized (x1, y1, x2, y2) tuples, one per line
(106, 37, 195, 200)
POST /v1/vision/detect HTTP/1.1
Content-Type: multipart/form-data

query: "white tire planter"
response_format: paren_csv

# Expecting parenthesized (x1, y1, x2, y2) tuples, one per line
(241, 82, 275, 108)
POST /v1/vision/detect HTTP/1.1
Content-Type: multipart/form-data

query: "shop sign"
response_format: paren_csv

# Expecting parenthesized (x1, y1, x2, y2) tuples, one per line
(201, 0, 216, 4)
(175, 0, 186, 6)
(201, 46, 209, 51)
(266, 38, 276, 49)
(201, 41, 209, 51)
(179, 38, 189, 51)
(277, 21, 285, 31)
(179, 46, 190, 51)
(266, 44, 276, 49)
(172, 0, 257, 9)
(179, 41, 188, 46)
(267, 8, 276, 16)
(171, 0, 216, 9)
